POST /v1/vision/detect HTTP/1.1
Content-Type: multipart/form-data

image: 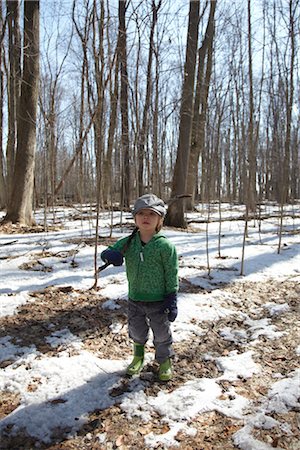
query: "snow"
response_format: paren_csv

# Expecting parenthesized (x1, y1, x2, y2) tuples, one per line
(232, 369, 300, 450)
(263, 302, 290, 316)
(264, 370, 300, 414)
(45, 329, 84, 349)
(0, 353, 126, 444)
(215, 350, 261, 381)
(0, 292, 33, 316)
(0, 204, 299, 448)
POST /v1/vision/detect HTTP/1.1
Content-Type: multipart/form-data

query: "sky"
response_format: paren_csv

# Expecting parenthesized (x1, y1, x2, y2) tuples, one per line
(0, 203, 299, 448)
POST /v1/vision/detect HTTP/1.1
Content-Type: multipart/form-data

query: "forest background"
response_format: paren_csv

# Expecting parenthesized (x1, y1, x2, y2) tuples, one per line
(0, 3, 300, 447)
(0, 0, 299, 228)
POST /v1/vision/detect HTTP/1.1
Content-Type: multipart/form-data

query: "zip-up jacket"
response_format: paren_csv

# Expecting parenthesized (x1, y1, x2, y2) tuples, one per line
(105, 231, 178, 302)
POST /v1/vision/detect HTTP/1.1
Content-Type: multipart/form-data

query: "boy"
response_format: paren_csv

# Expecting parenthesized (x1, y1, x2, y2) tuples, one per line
(101, 194, 178, 381)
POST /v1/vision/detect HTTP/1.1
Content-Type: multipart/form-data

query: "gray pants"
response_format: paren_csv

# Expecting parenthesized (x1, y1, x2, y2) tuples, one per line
(128, 299, 174, 363)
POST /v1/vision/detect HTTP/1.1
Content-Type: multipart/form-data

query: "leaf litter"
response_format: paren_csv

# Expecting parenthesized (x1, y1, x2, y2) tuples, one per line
(0, 206, 299, 449)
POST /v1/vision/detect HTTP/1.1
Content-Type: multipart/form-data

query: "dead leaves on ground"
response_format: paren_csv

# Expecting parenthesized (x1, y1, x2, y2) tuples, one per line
(0, 280, 299, 449)
(0, 392, 21, 419)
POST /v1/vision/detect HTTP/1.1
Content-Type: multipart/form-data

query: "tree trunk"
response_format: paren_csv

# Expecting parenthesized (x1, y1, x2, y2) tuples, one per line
(247, 0, 257, 211)
(186, 0, 216, 209)
(278, 0, 296, 253)
(152, 45, 160, 196)
(119, 0, 130, 208)
(72, 0, 91, 205)
(0, 2, 6, 208)
(6, 0, 21, 205)
(137, 0, 161, 196)
(164, 0, 200, 227)
(281, 0, 295, 205)
(103, 48, 119, 205)
(92, 0, 105, 209)
(3, 1, 39, 225)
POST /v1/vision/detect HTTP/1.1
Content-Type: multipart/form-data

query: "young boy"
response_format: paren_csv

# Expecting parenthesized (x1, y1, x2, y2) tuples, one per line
(101, 194, 178, 381)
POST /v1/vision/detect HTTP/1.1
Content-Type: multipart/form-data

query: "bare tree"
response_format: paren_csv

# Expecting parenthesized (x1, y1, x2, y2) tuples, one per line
(103, 15, 119, 205)
(119, 0, 130, 207)
(137, 0, 162, 196)
(164, 0, 200, 227)
(186, 0, 216, 209)
(152, 39, 160, 196)
(1, 0, 298, 216)
(39, 2, 72, 208)
(71, 0, 93, 205)
(6, 0, 21, 205)
(278, 0, 298, 252)
(0, 2, 6, 208)
(91, 0, 106, 208)
(246, 0, 257, 212)
(3, 1, 39, 225)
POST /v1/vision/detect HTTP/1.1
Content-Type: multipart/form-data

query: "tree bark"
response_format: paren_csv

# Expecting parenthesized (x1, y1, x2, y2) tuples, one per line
(247, 0, 257, 211)
(164, 0, 200, 227)
(119, 0, 130, 208)
(3, 1, 39, 225)
(0, 2, 6, 208)
(103, 51, 119, 205)
(152, 44, 160, 196)
(186, 0, 216, 209)
(6, 0, 21, 205)
(278, 0, 296, 253)
(92, 0, 105, 209)
(137, 0, 162, 196)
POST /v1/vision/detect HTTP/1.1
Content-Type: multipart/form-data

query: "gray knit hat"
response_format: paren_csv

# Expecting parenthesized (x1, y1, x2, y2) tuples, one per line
(132, 194, 166, 217)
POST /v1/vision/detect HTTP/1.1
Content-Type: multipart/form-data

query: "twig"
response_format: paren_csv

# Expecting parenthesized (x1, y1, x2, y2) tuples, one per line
(0, 240, 18, 247)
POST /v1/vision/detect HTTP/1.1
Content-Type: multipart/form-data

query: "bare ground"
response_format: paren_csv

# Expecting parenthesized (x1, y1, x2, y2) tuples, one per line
(0, 271, 299, 449)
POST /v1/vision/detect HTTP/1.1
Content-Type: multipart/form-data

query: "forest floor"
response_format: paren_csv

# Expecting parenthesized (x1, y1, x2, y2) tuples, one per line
(1, 274, 299, 449)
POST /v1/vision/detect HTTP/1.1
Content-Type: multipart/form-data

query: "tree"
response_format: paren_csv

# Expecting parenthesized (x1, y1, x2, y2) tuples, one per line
(186, 0, 216, 209)
(1, 0, 298, 214)
(137, 0, 162, 196)
(103, 20, 120, 205)
(164, 0, 200, 227)
(278, 0, 298, 252)
(91, 0, 106, 209)
(0, 2, 6, 208)
(39, 1, 72, 208)
(6, 0, 21, 205)
(119, 0, 130, 208)
(3, 1, 40, 225)
(246, 0, 257, 212)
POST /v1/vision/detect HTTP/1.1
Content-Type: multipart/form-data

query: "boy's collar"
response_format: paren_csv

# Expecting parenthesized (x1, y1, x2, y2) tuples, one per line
(137, 230, 165, 241)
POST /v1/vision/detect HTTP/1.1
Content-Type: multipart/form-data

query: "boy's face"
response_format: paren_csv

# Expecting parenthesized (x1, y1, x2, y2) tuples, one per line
(135, 208, 162, 233)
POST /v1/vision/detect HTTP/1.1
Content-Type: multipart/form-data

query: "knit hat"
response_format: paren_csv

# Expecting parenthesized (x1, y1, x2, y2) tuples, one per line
(132, 194, 166, 217)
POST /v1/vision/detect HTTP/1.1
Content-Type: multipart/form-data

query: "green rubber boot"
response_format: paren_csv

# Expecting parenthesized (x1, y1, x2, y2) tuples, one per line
(158, 358, 172, 381)
(126, 343, 144, 376)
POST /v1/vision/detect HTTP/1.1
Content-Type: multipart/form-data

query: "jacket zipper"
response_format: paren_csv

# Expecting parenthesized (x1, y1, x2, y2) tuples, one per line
(140, 249, 144, 262)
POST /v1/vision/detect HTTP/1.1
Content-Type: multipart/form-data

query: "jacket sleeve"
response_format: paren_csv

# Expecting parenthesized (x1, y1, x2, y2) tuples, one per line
(160, 240, 179, 295)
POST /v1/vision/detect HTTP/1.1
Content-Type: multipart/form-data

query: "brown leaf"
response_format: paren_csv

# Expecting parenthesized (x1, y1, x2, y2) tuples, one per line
(27, 383, 38, 392)
(138, 424, 153, 435)
(115, 434, 125, 447)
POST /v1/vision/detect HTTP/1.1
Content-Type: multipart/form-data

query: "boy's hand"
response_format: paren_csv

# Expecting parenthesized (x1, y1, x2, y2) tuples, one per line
(101, 249, 124, 266)
(160, 292, 178, 322)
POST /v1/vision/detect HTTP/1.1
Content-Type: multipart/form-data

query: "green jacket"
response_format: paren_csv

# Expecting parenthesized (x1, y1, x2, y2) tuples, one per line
(108, 231, 178, 302)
